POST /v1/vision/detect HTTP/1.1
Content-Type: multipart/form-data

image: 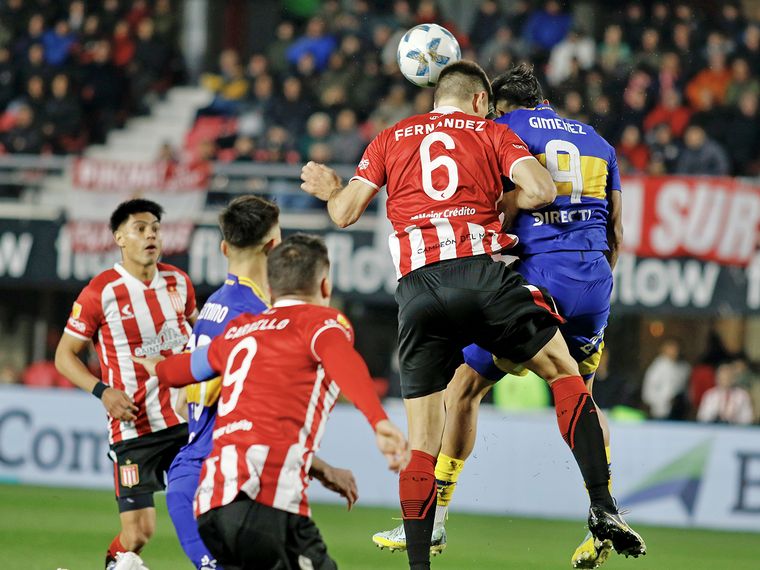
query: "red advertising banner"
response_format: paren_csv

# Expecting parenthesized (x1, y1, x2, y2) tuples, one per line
(620, 176, 760, 267)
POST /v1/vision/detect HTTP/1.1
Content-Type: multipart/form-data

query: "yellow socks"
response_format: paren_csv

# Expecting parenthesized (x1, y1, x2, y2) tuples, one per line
(434, 453, 465, 527)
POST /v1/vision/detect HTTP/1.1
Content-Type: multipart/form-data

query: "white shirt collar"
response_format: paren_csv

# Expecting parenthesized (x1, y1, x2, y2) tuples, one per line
(114, 262, 159, 289)
(432, 105, 464, 114)
(273, 299, 307, 308)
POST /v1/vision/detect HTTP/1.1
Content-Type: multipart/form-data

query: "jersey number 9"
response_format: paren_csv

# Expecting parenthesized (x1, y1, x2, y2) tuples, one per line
(545, 139, 583, 204)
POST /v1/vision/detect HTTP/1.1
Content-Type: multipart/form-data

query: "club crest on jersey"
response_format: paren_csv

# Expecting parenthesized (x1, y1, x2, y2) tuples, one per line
(358, 158, 370, 170)
(120, 461, 139, 488)
(167, 285, 184, 314)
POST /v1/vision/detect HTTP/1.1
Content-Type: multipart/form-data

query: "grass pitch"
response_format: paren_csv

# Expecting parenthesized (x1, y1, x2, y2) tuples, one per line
(1, 485, 757, 569)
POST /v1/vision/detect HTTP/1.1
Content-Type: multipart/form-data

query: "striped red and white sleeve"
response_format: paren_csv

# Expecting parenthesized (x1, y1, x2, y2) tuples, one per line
(349, 130, 387, 191)
(310, 313, 387, 429)
(64, 283, 102, 341)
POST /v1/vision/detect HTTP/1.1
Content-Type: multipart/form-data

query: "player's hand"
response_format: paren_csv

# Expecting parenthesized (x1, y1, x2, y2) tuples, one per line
(300, 161, 342, 201)
(314, 465, 359, 511)
(374, 419, 409, 472)
(130, 354, 164, 377)
(102, 387, 138, 422)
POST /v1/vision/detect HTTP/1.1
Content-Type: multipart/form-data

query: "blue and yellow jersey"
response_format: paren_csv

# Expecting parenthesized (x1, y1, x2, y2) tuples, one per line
(495, 105, 621, 255)
(180, 273, 269, 461)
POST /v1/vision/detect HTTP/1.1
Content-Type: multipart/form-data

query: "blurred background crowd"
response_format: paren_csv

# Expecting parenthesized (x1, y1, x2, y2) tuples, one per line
(1, 0, 759, 176)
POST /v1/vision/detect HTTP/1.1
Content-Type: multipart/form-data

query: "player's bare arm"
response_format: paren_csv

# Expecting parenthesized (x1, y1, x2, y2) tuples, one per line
(510, 158, 557, 209)
(55, 333, 138, 421)
(300, 161, 377, 228)
(174, 387, 188, 421)
(606, 190, 623, 270)
(310, 457, 359, 510)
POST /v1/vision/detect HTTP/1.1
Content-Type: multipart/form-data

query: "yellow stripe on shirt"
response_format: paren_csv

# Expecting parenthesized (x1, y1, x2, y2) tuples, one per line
(535, 153, 609, 200)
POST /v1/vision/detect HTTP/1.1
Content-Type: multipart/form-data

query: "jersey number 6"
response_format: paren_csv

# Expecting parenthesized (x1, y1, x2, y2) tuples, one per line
(420, 132, 459, 201)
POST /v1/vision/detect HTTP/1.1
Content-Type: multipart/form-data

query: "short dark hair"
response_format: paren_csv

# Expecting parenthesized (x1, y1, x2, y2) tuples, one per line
(491, 63, 544, 109)
(267, 234, 329, 298)
(219, 195, 280, 249)
(434, 60, 492, 105)
(109, 199, 164, 232)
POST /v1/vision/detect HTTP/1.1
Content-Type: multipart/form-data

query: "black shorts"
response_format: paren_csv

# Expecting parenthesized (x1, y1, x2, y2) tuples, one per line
(197, 496, 337, 570)
(109, 423, 188, 512)
(395, 255, 561, 398)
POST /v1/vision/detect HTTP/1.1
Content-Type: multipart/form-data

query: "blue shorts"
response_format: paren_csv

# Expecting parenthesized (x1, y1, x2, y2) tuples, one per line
(166, 453, 221, 570)
(463, 251, 612, 382)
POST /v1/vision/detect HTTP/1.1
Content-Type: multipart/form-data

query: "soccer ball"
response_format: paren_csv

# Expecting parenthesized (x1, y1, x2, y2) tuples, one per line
(397, 23, 461, 87)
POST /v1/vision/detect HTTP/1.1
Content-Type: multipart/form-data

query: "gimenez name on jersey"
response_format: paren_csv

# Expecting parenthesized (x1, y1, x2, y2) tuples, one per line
(527, 115, 587, 135)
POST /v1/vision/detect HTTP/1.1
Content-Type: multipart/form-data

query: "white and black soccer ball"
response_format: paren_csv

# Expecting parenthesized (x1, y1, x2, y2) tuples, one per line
(397, 23, 461, 87)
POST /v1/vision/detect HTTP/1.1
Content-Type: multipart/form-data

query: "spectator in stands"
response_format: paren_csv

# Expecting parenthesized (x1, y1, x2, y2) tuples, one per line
(80, 40, 124, 143)
(738, 25, 760, 76)
(588, 94, 616, 141)
(642, 338, 690, 420)
(560, 90, 587, 123)
(1, 104, 43, 154)
(686, 52, 732, 110)
(598, 24, 632, 80)
(724, 92, 759, 175)
(99, 0, 123, 34)
(21, 75, 47, 121)
(725, 57, 760, 106)
(689, 331, 728, 412)
(650, 2, 670, 38)
(42, 20, 76, 67)
(0, 46, 15, 112)
(697, 359, 754, 425)
(616, 125, 649, 174)
(13, 12, 45, 60)
(44, 73, 84, 153)
(329, 108, 364, 164)
(230, 135, 255, 163)
(654, 52, 683, 97)
(522, 0, 572, 54)
(130, 18, 170, 114)
(546, 29, 595, 87)
(631, 28, 661, 72)
(469, 0, 501, 49)
(199, 49, 249, 116)
(646, 123, 680, 175)
(68, 0, 86, 34)
(78, 14, 103, 64)
(370, 83, 412, 132)
(267, 21, 296, 77)
(718, 2, 746, 42)
(270, 76, 311, 136)
(643, 89, 691, 138)
(287, 16, 337, 73)
(670, 22, 699, 80)
(675, 125, 731, 176)
(258, 125, 299, 164)
(153, 0, 178, 42)
(112, 19, 136, 68)
(299, 111, 331, 159)
(20, 43, 52, 87)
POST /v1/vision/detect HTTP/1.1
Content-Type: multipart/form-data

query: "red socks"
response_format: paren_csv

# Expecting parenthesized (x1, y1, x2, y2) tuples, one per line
(400, 450, 437, 520)
(550, 376, 614, 509)
(400, 450, 437, 570)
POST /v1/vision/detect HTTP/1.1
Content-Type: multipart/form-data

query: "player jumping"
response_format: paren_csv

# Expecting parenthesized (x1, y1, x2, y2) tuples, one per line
(134, 234, 408, 569)
(55, 199, 197, 570)
(165, 196, 358, 570)
(301, 60, 644, 570)
(371, 63, 630, 568)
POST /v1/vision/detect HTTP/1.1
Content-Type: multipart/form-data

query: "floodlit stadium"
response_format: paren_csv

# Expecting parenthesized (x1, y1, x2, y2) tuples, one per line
(1, 1, 759, 569)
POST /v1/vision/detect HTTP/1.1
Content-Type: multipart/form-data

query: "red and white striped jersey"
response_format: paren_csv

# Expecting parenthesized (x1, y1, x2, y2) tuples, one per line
(351, 105, 535, 279)
(193, 301, 378, 518)
(64, 262, 196, 444)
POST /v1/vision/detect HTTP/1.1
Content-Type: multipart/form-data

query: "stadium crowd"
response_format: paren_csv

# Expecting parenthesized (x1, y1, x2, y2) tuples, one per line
(190, 0, 760, 177)
(0, 0, 182, 153)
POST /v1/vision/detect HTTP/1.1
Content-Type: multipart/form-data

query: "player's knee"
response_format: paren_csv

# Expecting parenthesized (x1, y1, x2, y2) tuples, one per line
(445, 365, 492, 406)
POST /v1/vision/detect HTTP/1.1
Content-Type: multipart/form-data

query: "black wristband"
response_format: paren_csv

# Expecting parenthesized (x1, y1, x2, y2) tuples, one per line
(91, 382, 108, 399)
